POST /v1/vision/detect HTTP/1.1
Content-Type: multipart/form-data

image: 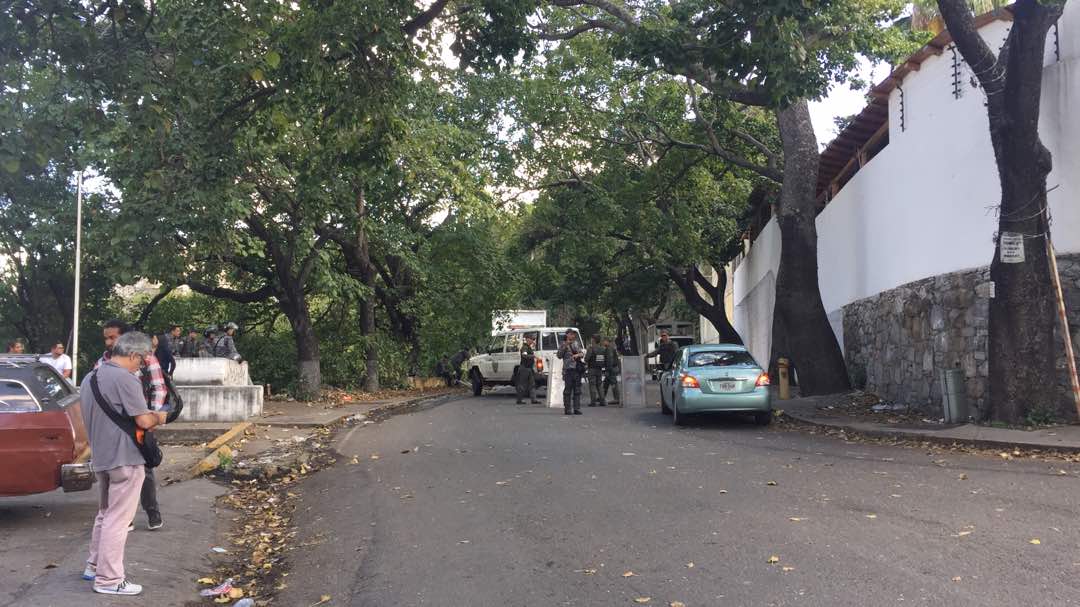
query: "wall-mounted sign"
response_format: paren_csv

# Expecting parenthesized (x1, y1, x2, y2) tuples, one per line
(1000, 232, 1025, 264)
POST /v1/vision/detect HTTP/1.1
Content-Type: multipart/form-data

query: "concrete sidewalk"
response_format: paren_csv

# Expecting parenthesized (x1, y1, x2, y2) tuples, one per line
(781, 394, 1080, 453)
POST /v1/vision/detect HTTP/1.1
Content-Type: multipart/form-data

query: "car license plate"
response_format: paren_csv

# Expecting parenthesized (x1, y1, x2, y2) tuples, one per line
(714, 381, 738, 392)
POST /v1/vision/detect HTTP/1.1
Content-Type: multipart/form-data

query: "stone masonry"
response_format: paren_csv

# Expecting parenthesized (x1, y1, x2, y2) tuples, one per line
(842, 254, 1080, 421)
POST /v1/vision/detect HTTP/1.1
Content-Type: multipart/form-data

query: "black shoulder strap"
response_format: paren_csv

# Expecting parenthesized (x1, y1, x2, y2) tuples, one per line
(90, 372, 137, 435)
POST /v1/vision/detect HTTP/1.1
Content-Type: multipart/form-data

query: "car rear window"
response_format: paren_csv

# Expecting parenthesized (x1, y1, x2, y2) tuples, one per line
(0, 380, 40, 412)
(687, 351, 757, 368)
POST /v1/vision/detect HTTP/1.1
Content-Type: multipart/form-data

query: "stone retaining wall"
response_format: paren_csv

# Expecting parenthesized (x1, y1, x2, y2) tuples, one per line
(842, 254, 1080, 421)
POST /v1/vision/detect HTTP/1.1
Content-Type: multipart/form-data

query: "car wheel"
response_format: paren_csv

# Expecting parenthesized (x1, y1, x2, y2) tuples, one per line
(470, 370, 484, 397)
(660, 389, 672, 415)
(753, 411, 772, 426)
(673, 401, 686, 426)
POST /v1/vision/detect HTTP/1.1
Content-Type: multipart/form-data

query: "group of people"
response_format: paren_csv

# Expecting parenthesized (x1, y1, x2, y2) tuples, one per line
(556, 332, 622, 415)
(161, 322, 243, 362)
(4, 339, 76, 378)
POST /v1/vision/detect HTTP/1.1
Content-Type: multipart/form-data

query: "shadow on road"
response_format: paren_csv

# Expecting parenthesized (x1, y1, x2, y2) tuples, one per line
(627, 408, 769, 431)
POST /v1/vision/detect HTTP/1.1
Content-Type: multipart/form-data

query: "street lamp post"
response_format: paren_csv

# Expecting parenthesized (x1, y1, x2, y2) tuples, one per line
(70, 171, 83, 381)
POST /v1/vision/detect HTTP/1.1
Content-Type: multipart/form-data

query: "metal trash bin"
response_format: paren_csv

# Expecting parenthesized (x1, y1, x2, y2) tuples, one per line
(941, 366, 969, 424)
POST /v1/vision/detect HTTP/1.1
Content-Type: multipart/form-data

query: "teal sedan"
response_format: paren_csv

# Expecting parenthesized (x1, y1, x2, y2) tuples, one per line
(659, 344, 772, 426)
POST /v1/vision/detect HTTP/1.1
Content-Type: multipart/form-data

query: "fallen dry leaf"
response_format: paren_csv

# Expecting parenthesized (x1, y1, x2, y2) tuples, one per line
(958, 473, 968, 480)
(309, 595, 332, 607)
(767, 555, 780, 564)
(788, 517, 806, 522)
(623, 571, 636, 578)
(865, 514, 878, 519)
(197, 577, 216, 585)
(634, 598, 651, 604)
(952, 576, 962, 582)
(782, 566, 795, 572)
(686, 562, 694, 568)
(670, 602, 686, 607)
(576, 568, 598, 575)
(1029, 539, 1042, 545)
(350, 456, 360, 465)
(228, 588, 244, 599)
(766, 481, 777, 486)
(718, 489, 727, 494)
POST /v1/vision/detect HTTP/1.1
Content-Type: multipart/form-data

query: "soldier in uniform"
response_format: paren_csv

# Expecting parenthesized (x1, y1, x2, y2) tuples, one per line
(584, 335, 608, 406)
(197, 327, 217, 358)
(647, 331, 679, 375)
(557, 331, 585, 415)
(602, 336, 621, 406)
(179, 328, 200, 358)
(515, 335, 540, 405)
(213, 322, 242, 361)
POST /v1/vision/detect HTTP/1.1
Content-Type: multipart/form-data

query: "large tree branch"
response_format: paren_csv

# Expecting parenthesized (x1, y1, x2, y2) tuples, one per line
(186, 281, 275, 303)
(403, 0, 452, 37)
(936, 0, 1005, 96)
(131, 284, 175, 331)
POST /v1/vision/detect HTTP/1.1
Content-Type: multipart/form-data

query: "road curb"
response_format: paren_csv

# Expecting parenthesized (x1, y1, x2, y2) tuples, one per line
(781, 409, 1080, 454)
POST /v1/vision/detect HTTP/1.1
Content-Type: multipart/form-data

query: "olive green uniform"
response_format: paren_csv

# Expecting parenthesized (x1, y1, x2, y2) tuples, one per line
(516, 343, 539, 404)
(603, 344, 621, 405)
(585, 343, 608, 406)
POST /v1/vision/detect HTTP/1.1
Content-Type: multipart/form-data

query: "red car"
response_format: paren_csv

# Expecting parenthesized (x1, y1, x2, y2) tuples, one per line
(0, 355, 93, 496)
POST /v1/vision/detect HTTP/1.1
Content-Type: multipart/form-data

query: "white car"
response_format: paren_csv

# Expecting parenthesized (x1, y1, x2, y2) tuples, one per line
(467, 327, 582, 396)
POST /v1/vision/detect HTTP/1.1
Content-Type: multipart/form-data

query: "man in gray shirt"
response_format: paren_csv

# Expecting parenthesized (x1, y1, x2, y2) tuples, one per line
(81, 332, 167, 596)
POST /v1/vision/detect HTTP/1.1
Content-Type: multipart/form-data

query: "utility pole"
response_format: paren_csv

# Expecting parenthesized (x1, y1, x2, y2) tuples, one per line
(70, 171, 83, 381)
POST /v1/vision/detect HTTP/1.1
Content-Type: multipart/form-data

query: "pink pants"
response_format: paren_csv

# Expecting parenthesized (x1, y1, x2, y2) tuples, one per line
(87, 464, 145, 588)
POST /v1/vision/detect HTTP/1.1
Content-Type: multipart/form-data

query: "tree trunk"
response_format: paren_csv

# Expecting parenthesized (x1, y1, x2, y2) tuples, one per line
(771, 100, 850, 395)
(354, 190, 380, 391)
(937, 0, 1062, 423)
(670, 266, 742, 344)
(283, 297, 321, 400)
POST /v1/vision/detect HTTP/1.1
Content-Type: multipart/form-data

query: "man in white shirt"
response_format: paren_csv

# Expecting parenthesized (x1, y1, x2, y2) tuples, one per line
(40, 342, 73, 378)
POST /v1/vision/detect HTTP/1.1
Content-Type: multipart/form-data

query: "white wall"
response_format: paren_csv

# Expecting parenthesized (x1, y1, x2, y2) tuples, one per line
(732, 6, 1080, 358)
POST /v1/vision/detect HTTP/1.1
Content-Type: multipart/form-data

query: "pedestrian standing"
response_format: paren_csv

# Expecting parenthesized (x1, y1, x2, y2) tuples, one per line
(516, 335, 540, 405)
(585, 335, 607, 407)
(96, 320, 167, 531)
(81, 331, 168, 596)
(213, 322, 243, 361)
(179, 328, 200, 358)
(40, 342, 73, 378)
(557, 331, 585, 415)
(153, 333, 176, 376)
(602, 336, 621, 406)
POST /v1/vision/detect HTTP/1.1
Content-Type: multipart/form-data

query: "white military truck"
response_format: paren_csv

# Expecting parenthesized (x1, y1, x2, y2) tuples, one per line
(468, 327, 582, 396)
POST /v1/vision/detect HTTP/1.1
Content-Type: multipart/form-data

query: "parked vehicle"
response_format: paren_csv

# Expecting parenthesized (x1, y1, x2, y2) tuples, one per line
(658, 344, 772, 427)
(468, 327, 581, 396)
(0, 355, 93, 496)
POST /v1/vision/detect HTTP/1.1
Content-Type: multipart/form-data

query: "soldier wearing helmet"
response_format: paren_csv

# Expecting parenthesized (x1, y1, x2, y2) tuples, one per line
(213, 322, 242, 361)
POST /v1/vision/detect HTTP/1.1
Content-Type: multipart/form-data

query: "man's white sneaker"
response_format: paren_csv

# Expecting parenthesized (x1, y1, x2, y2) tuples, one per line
(93, 580, 143, 595)
(81, 565, 96, 581)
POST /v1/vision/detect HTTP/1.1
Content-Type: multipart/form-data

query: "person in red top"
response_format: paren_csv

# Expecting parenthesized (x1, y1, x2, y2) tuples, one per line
(96, 319, 167, 531)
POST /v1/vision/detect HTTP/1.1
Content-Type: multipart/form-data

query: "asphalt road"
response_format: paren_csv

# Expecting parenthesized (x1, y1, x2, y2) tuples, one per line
(280, 388, 1080, 607)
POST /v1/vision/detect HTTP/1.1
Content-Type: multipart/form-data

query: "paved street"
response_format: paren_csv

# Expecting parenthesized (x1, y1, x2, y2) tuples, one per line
(279, 388, 1080, 607)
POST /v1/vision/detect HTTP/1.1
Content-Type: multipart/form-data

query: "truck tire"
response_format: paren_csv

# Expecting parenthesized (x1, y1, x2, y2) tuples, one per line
(470, 370, 484, 396)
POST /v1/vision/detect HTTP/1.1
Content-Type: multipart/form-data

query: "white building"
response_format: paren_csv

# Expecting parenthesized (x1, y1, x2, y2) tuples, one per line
(730, 6, 1080, 416)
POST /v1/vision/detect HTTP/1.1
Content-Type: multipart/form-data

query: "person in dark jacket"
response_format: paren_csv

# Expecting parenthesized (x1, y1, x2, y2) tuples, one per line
(449, 348, 469, 384)
(154, 333, 176, 375)
(647, 331, 678, 372)
(584, 335, 608, 407)
(179, 329, 200, 358)
(602, 336, 621, 406)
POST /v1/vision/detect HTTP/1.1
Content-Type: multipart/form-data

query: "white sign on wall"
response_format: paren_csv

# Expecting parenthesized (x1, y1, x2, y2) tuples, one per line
(999, 233, 1025, 264)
